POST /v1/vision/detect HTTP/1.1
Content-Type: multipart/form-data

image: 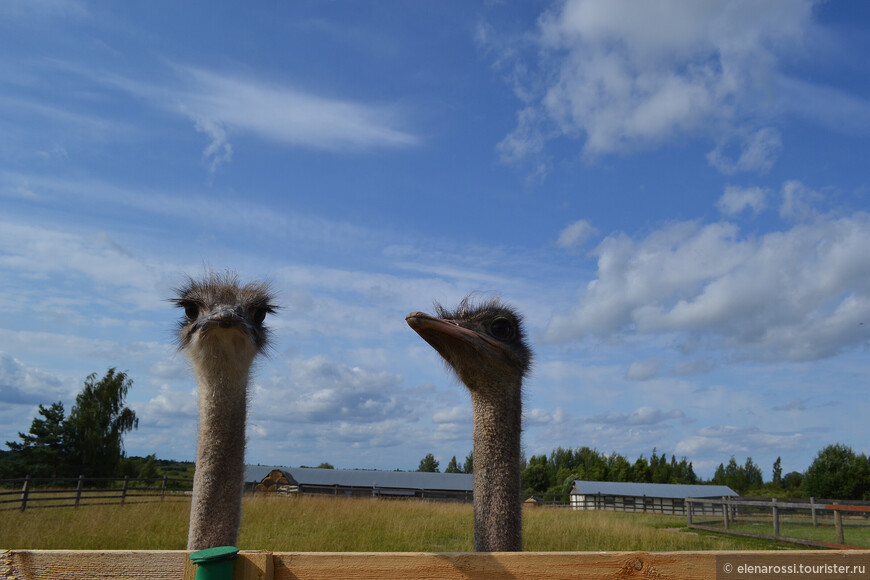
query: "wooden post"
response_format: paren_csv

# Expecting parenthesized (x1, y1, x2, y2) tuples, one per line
(772, 498, 780, 537)
(686, 499, 693, 525)
(811, 497, 818, 527)
(161, 475, 168, 501)
(834, 502, 845, 545)
(723, 497, 730, 530)
(20, 475, 30, 512)
(75, 475, 84, 508)
(121, 476, 129, 505)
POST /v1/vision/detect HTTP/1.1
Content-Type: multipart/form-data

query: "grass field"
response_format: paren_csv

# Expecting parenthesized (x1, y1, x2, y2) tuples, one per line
(0, 494, 799, 552)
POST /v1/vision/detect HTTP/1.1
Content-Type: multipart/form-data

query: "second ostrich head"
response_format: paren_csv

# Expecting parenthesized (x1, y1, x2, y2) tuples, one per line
(172, 271, 278, 550)
(406, 296, 531, 552)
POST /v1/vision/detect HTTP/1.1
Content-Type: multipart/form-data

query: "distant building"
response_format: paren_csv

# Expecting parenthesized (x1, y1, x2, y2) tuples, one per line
(246, 465, 474, 502)
(569, 480, 738, 515)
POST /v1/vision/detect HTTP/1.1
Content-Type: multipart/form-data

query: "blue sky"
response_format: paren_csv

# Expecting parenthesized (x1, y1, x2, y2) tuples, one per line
(1, 0, 869, 480)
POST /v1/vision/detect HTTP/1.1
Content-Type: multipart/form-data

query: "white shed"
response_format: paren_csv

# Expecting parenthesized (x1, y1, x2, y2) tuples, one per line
(569, 480, 737, 515)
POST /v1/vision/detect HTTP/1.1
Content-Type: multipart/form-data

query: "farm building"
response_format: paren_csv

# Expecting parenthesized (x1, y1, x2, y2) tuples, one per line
(569, 480, 738, 515)
(246, 465, 474, 502)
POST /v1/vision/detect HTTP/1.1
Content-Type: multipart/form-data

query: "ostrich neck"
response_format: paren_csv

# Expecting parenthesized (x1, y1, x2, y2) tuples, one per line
(470, 379, 523, 552)
(187, 354, 251, 550)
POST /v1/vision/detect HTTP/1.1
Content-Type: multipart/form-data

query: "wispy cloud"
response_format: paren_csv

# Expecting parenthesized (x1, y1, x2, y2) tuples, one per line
(119, 64, 421, 163)
(556, 219, 598, 249)
(716, 185, 769, 217)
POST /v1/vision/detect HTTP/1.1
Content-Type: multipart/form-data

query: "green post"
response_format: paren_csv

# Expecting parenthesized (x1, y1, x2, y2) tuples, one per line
(189, 546, 239, 580)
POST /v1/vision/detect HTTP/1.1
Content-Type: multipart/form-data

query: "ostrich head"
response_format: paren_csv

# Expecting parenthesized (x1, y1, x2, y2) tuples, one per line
(406, 296, 532, 393)
(171, 271, 278, 378)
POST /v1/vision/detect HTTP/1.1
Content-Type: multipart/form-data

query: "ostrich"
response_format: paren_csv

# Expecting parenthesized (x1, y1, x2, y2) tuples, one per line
(406, 297, 532, 552)
(171, 271, 278, 550)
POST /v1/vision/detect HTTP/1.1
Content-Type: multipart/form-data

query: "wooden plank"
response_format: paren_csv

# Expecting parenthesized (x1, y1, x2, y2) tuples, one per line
(271, 552, 721, 580)
(826, 504, 870, 513)
(7, 550, 870, 580)
(2, 550, 189, 580)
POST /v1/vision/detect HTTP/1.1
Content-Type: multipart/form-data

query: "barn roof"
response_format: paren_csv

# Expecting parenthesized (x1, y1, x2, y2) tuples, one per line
(569, 480, 738, 499)
(246, 465, 473, 492)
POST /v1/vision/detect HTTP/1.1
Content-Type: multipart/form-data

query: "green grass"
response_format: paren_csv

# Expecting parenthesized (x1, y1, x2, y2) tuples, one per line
(0, 495, 797, 551)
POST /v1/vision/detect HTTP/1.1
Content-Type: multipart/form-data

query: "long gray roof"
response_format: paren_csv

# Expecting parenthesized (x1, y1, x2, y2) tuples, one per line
(246, 465, 473, 492)
(569, 480, 737, 499)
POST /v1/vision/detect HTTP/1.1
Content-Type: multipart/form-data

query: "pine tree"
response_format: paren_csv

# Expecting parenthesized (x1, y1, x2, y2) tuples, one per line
(5, 402, 67, 477)
(417, 453, 440, 472)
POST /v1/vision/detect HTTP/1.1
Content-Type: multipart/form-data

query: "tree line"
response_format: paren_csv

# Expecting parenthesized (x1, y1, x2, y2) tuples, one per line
(0, 369, 139, 480)
(418, 444, 870, 501)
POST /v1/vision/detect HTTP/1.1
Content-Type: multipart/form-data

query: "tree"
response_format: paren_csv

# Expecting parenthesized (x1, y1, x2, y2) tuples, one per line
(316, 462, 335, 469)
(521, 455, 549, 493)
(64, 368, 138, 478)
(137, 454, 160, 480)
(444, 456, 462, 473)
(772, 457, 783, 487)
(5, 402, 67, 477)
(743, 457, 764, 489)
(711, 456, 762, 494)
(803, 443, 870, 500)
(462, 451, 473, 474)
(782, 471, 803, 491)
(417, 453, 440, 473)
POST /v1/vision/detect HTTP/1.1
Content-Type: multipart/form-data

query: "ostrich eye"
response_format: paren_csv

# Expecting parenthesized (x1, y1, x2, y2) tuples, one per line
(252, 307, 268, 325)
(490, 317, 513, 341)
(183, 303, 199, 321)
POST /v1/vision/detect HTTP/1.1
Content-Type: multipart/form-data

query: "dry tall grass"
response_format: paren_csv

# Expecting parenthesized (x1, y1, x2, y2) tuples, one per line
(0, 494, 779, 551)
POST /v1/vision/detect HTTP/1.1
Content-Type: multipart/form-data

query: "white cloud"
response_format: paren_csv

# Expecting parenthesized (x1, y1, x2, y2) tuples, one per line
(177, 67, 419, 156)
(0, 351, 69, 405)
(716, 185, 769, 216)
(625, 359, 660, 381)
(557, 219, 598, 249)
(780, 180, 824, 221)
(497, 0, 817, 166)
(589, 406, 685, 426)
(545, 207, 870, 361)
(193, 117, 233, 175)
(252, 355, 415, 425)
(525, 407, 566, 426)
(675, 424, 804, 457)
(707, 127, 782, 175)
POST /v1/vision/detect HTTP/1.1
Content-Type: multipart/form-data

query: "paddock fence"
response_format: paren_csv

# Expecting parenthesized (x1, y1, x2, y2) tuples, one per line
(687, 496, 870, 549)
(5, 549, 870, 580)
(0, 476, 193, 511)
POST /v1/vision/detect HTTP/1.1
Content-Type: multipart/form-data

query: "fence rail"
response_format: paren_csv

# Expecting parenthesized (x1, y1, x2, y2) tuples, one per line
(687, 496, 870, 549)
(0, 476, 192, 511)
(5, 549, 870, 580)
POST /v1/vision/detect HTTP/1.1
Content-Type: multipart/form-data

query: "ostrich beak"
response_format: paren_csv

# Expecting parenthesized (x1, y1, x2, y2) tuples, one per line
(406, 311, 509, 362)
(192, 307, 248, 335)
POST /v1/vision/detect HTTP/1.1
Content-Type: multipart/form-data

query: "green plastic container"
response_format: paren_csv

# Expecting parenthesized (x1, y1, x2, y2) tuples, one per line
(189, 546, 239, 580)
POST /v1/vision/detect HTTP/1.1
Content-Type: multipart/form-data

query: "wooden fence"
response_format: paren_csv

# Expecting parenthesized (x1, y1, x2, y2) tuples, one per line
(0, 476, 192, 511)
(687, 496, 870, 549)
(5, 549, 870, 579)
